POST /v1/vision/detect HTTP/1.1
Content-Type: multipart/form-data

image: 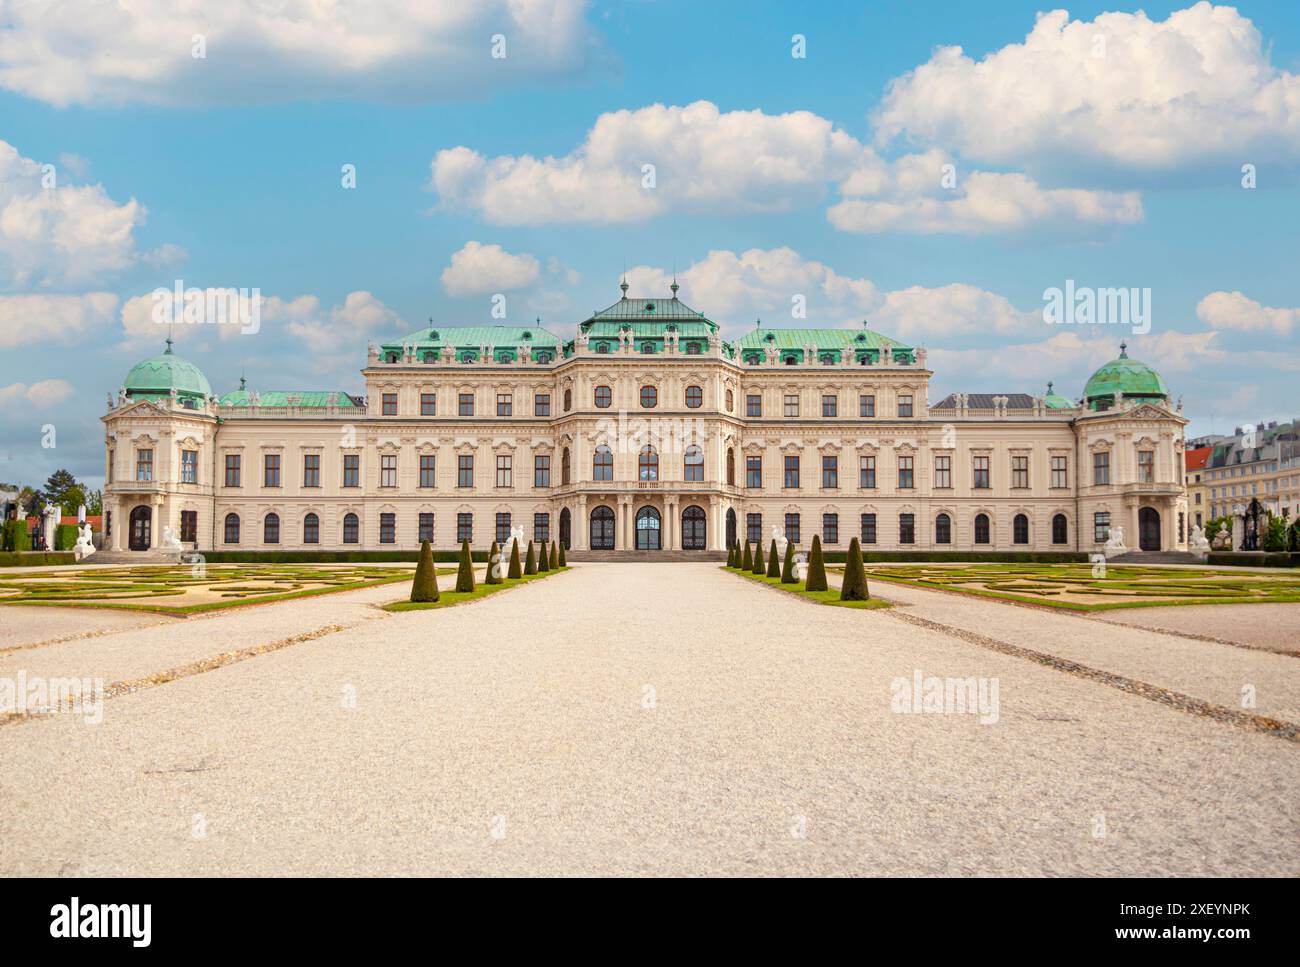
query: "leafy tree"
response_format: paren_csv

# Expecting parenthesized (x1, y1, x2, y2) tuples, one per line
(485, 541, 503, 584)
(525, 541, 538, 575)
(839, 537, 870, 601)
(455, 539, 475, 592)
(781, 540, 797, 583)
(43, 470, 87, 515)
(805, 535, 828, 592)
(508, 540, 523, 579)
(766, 539, 780, 577)
(410, 540, 439, 602)
(1264, 515, 1287, 552)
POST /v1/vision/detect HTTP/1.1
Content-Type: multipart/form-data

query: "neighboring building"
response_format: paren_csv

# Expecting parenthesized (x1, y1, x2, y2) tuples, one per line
(1184, 445, 1214, 528)
(102, 286, 1190, 555)
(1200, 420, 1300, 522)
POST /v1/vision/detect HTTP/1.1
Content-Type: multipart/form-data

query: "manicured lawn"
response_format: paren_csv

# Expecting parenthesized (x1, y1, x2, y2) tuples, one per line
(725, 566, 892, 609)
(382, 567, 569, 611)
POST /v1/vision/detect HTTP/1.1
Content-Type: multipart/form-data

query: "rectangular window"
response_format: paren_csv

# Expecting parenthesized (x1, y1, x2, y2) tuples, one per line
(746, 513, 762, 544)
(784, 513, 800, 544)
(783, 454, 800, 489)
(859, 394, 875, 417)
(821, 455, 838, 489)
(457, 455, 473, 488)
(180, 510, 197, 543)
(223, 453, 240, 487)
(861, 513, 877, 544)
(898, 394, 914, 418)
(973, 455, 990, 489)
(497, 393, 512, 417)
(1011, 455, 1029, 489)
(898, 456, 914, 489)
(1051, 455, 1068, 488)
(1094, 452, 1110, 486)
(534, 455, 551, 488)
(533, 513, 550, 543)
(1138, 450, 1154, 483)
(496, 512, 512, 544)
(342, 454, 359, 488)
(746, 394, 762, 417)
(264, 453, 281, 487)
(458, 392, 474, 417)
(136, 449, 153, 482)
(783, 394, 799, 418)
(382, 392, 397, 416)
(418, 512, 434, 544)
(456, 512, 473, 544)
(934, 455, 951, 489)
(420, 393, 436, 416)
(534, 394, 550, 417)
(303, 453, 320, 488)
(821, 394, 837, 418)
(860, 455, 876, 489)
(899, 513, 915, 544)
(1094, 511, 1111, 543)
(379, 512, 396, 544)
(419, 454, 436, 489)
(496, 454, 512, 488)
(822, 513, 839, 545)
(181, 450, 197, 484)
(380, 454, 397, 488)
(746, 455, 762, 489)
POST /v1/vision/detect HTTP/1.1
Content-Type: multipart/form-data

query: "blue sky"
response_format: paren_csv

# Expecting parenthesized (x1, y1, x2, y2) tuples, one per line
(1, 0, 1298, 491)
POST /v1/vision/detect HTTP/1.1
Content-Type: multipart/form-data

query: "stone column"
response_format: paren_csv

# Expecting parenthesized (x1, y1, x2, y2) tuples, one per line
(110, 497, 123, 551)
(576, 495, 587, 550)
(664, 497, 676, 551)
(709, 494, 721, 550)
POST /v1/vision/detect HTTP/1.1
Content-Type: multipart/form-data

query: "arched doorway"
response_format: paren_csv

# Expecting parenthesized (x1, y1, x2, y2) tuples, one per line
(559, 508, 571, 549)
(590, 506, 615, 550)
(682, 505, 707, 550)
(635, 506, 661, 550)
(129, 505, 152, 551)
(1139, 507, 1161, 551)
(725, 508, 737, 549)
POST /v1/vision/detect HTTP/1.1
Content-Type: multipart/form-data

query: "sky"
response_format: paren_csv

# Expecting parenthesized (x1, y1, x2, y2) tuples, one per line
(1, 0, 1298, 492)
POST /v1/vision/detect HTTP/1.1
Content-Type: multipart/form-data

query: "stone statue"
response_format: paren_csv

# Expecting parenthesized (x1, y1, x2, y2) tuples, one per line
(771, 524, 787, 563)
(1212, 524, 1232, 550)
(1189, 524, 1211, 559)
(41, 502, 59, 551)
(159, 525, 183, 553)
(73, 522, 96, 562)
(1103, 524, 1127, 558)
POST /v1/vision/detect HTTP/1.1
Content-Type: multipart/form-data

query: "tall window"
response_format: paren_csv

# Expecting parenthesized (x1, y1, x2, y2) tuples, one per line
(746, 394, 762, 417)
(496, 454, 512, 488)
(420, 392, 436, 416)
(496, 513, 512, 544)
(639, 446, 659, 481)
(458, 392, 474, 416)
(595, 385, 612, 408)
(181, 450, 197, 484)
(746, 455, 762, 489)
(1093, 512, 1111, 543)
(783, 394, 799, 418)
(822, 513, 839, 545)
(821, 394, 838, 417)
(456, 512, 473, 544)
(821, 455, 838, 488)
(1138, 450, 1154, 483)
(1093, 452, 1110, 485)
(1013, 513, 1030, 544)
(343, 513, 359, 544)
(1052, 514, 1068, 545)
(342, 454, 359, 488)
(135, 449, 153, 482)
(496, 393, 512, 416)
(564, 388, 572, 411)
(457, 454, 473, 488)
(303, 513, 320, 544)
(303, 454, 320, 488)
(860, 455, 876, 488)
(640, 385, 657, 408)
(534, 454, 551, 488)
(859, 394, 875, 417)
(861, 513, 877, 544)
(264, 453, 281, 488)
(746, 513, 762, 544)
(685, 386, 703, 409)
(593, 445, 613, 481)
(223, 513, 240, 544)
(726, 448, 735, 486)
(264, 513, 280, 544)
(783, 454, 800, 489)
(224, 454, 240, 487)
(418, 513, 434, 543)
(382, 392, 397, 416)
(973, 455, 990, 489)
(380, 512, 396, 544)
(898, 394, 914, 417)
(899, 513, 915, 544)
(533, 513, 550, 543)
(935, 513, 951, 544)
(180, 510, 197, 543)
(684, 445, 704, 481)
(380, 454, 397, 488)
(934, 455, 951, 489)
(974, 513, 990, 544)
(898, 456, 914, 489)
(1051, 456, 1068, 489)
(534, 393, 550, 417)
(784, 513, 800, 544)
(561, 448, 571, 485)
(725, 390, 734, 411)
(419, 454, 436, 488)
(1011, 455, 1029, 489)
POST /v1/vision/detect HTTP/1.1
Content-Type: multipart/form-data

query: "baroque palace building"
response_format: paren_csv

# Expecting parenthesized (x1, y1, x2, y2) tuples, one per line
(102, 283, 1191, 556)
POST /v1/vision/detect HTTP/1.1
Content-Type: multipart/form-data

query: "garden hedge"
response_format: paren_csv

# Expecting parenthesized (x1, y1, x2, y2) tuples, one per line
(1207, 552, 1300, 568)
(199, 549, 489, 564)
(0, 551, 74, 567)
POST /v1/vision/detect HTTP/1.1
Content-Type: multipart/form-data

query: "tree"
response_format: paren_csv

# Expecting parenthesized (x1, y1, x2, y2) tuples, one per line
(741, 542, 752, 570)
(410, 540, 439, 602)
(455, 539, 475, 592)
(508, 540, 523, 579)
(839, 537, 870, 601)
(805, 535, 828, 592)
(537, 539, 550, 572)
(485, 541, 503, 584)
(549, 541, 559, 569)
(766, 539, 780, 577)
(781, 540, 797, 583)
(525, 541, 538, 575)
(43, 469, 87, 515)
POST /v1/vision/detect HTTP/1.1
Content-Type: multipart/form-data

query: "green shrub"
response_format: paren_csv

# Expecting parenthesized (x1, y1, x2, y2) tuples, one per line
(54, 523, 79, 551)
(781, 541, 797, 583)
(3, 519, 32, 552)
(525, 541, 537, 575)
(1207, 552, 1300, 568)
(485, 541, 503, 585)
(558, 542, 567, 567)
(549, 541, 559, 570)
(0, 551, 74, 567)
(1264, 516, 1287, 552)
(805, 535, 828, 592)
(741, 542, 752, 570)
(537, 539, 550, 572)
(455, 539, 475, 592)
(766, 539, 780, 577)
(508, 540, 523, 579)
(751, 541, 765, 574)
(410, 540, 439, 602)
(839, 537, 870, 601)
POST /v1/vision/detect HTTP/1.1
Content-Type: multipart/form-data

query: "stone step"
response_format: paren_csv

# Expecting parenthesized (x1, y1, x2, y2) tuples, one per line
(565, 550, 727, 563)
(1107, 550, 1201, 564)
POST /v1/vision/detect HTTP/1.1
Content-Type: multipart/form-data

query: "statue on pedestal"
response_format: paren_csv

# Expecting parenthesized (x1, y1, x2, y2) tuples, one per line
(73, 522, 96, 562)
(1103, 524, 1128, 558)
(159, 525, 183, 554)
(41, 502, 59, 551)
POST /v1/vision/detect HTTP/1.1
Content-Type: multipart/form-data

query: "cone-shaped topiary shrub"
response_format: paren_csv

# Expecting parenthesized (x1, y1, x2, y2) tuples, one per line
(767, 539, 781, 577)
(410, 539, 439, 602)
(485, 541, 503, 585)
(732, 543, 741, 567)
(508, 540, 523, 579)
(537, 539, 550, 572)
(525, 541, 538, 575)
(805, 534, 828, 592)
(781, 540, 798, 583)
(455, 539, 475, 592)
(751, 541, 765, 574)
(741, 542, 752, 570)
(840, 536, 870, 601)
(549, 541, 559, 570)
(558, 542, 566, 568)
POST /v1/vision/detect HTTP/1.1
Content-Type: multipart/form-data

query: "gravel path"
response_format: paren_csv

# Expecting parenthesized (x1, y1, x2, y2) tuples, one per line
(1, 563, 1296, 876)
(1095, 602, 1300, 654)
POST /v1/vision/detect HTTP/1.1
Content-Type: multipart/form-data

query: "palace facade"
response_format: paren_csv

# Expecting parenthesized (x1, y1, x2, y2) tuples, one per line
(102, 284, 1190, 556)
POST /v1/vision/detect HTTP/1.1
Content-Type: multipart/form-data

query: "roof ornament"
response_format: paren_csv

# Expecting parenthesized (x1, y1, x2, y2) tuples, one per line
(1119, 340, 1128, 358)
(670, 279, 679, 297)
(1047, 380, 1053, 394)
(164, 331, 174, 354)
(619, 276, 629, 299)
(239, 373, 247, 391)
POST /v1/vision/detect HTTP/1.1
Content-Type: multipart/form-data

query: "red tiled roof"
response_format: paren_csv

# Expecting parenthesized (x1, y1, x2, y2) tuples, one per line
(59, 515, 102, 527)
(1184, 446, 1213, 471)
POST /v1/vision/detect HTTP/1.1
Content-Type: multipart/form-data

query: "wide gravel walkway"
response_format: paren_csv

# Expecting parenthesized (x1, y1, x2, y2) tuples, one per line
(1, 563, 1296, 876)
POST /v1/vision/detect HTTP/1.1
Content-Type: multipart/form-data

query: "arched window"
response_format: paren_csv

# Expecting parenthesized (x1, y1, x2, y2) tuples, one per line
(590, 505, 615, 549)
(635, 506, 661, 550)
(1052, 513, 1068, 545)
(594, 385, 612, 408)
(563, 388, 572, 411)
(593, 445, 613, 481)
(343, 512, 359, 544)
(561, 448, 571, 485)
(726, 389, 734, 411)
(422, 351, 435, 363)
(639, 446, 659, 481)
(595, 342, 610, 354)
(303, 513, 319, 544)
(1013, 513, 1030, 545)
(682, 505, 707, 549)
(640, 385, 657, 408)
(819, 353, 835, 365)
(684, 444, 704, 481)
(639, 342, 654, 354)
(685, 385, 703, 408)
(685, 342, 701, 355)
(935, 513, 951, 544)
(223, 513, 240, 544)
(559, 508, 571, 548)
(974, 513, 990, 545)
(726, 447, 735, 486)
(263, 513, 280, 544)
(784, 355, 797, 365)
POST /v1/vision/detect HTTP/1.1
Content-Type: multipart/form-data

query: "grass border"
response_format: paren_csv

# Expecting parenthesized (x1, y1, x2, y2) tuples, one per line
(380, 566, 570, 612)
(723, 565, 892, 610)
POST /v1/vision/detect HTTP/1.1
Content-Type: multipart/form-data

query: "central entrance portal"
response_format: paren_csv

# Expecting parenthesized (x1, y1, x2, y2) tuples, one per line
(129, 505, 152, 551)
(590, 506, 615, 550)
(1139, 507, 1161, 551)
(636, 506, 661, 550)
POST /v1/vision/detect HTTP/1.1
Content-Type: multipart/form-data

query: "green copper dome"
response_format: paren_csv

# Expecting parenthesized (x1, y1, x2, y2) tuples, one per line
(124, 339, 212, 403)
(1082, 343, 1167, 411)
(1043, 381, 1074, 409)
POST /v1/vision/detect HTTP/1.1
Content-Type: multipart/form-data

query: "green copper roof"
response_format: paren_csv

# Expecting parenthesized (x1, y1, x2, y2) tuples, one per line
(579, 284, 720, 342)
(380, 325, 562, 360)
(124, 340, 212, 401)
(734, 325, 913, 364)
(1082, 344, 1168, 409)
(1044, 381, 1074, 409)
(218, 390, 361, 408)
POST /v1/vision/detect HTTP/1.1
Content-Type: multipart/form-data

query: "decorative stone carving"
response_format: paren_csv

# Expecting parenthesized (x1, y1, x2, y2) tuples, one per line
(73, 522, 96, 562)
(1103, 524, 1128, 558)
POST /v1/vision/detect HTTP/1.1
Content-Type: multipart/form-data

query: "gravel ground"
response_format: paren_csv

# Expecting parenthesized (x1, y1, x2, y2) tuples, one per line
(1, 563, 1296, 877)
(1095, 603, 1300, 654)
(0, 607, 172, 652)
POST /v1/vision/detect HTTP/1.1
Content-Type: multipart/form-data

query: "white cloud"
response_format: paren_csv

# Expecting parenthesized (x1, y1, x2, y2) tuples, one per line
(0, 378, 74, 409)
(441, 242, 541, 296)
(0, 293, 119, 349)
(868, 284, 1036, 340)
(874, 3, 1300, 172)
(0, 0, 605, 108)
(1197, 290, 1297, 335)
